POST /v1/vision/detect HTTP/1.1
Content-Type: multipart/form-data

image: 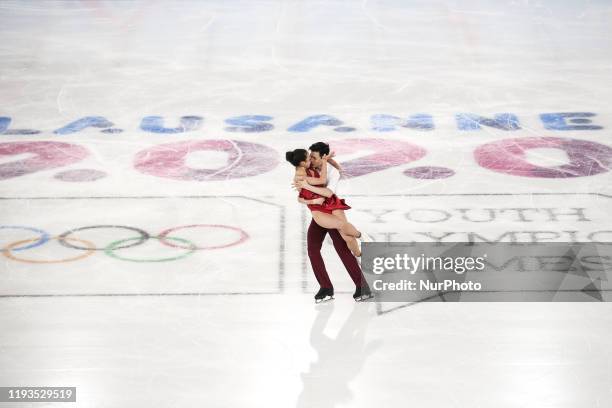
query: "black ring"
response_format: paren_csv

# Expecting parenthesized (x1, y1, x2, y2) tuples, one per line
(58, 225, 150, 250)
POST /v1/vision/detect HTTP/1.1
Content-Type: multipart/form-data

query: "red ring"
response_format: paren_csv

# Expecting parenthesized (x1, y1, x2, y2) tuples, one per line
(158, 224, 249, 250)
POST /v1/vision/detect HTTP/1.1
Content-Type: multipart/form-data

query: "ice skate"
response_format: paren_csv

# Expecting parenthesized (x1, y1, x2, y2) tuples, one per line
(314, 287, 334, 303)
(353, 285, 373, 302)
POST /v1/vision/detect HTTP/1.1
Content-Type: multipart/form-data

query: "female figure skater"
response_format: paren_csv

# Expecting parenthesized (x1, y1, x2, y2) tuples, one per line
(285, 148, 363, 258)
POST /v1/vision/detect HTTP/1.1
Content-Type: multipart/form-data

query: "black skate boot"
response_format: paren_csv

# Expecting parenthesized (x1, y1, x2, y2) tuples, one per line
(353, 285, 373, 302)
(314, 287, 334, 303)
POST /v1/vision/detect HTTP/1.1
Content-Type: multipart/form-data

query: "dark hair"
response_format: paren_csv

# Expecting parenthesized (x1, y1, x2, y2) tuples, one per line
(309, 142, 330, 156)
(285, 148, 308, 167)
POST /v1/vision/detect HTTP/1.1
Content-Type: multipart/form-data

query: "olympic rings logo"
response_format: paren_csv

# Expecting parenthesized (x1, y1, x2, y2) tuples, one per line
(0, 224, 249, 264)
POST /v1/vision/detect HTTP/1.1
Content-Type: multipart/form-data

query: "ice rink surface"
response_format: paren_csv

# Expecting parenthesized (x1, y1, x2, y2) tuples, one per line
(1, 1, 612, 407)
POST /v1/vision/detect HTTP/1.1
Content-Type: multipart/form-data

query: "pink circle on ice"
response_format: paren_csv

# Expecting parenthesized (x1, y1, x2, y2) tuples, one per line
(0, 141, 89, 180)
(133, 139, 279, 181)
(330, 138, 427, 178)
(475, 136, 612, 178)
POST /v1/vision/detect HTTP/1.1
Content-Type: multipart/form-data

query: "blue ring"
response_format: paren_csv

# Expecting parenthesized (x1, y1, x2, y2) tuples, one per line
(0, 226, 50, 251)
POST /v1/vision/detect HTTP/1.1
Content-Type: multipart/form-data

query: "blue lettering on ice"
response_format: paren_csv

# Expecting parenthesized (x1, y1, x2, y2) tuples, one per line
(287, 115, 355, 132)
(371, 114, 434, 131)
(456, 113, 521, 131)
(540, 112, 603, 131)
(0, 117, 41, 135)
(54, 116, 114, 135)
(140, 115, 203, 134)
(0, 117, 10, 133)
(225, 115, 274, 133)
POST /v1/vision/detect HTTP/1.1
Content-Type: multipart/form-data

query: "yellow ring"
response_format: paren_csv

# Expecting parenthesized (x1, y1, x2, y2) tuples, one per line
(3, 236, 96, 264)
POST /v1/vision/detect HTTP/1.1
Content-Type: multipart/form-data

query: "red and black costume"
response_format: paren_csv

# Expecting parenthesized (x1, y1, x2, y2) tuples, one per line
(300, 167, 366, 290)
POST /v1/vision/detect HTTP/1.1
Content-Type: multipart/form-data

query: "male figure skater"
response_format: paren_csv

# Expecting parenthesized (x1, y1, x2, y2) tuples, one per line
(294, 142, 372, 302)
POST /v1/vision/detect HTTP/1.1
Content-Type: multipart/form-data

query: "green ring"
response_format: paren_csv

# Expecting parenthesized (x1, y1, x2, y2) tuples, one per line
(104, 236, 196, 262)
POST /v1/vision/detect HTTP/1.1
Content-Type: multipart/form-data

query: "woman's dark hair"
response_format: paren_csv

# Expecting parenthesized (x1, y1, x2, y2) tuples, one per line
(285, 148, 308, 167)
(309, 141, 330, 156)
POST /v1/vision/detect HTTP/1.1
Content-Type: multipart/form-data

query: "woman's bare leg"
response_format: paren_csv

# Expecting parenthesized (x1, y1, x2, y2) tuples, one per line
(331, 211, 362, 256)
(332, 210, 361, 238)
(311, 211, 360, 238)
(340, 232, 361, 257)
(311, 211, 361, 257)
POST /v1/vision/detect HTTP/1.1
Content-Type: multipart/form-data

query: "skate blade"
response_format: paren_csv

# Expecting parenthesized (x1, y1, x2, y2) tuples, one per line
(315, 296, 334, 303)
(354, 294, 374, 302)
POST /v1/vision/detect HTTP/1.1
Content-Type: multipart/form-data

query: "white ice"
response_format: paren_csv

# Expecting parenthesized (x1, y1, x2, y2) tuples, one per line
(1, 1, 612, 407)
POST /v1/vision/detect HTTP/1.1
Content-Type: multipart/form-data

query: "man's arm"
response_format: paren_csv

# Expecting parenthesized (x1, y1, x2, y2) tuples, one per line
(325, 151, 341, 172)
(326, 164, 340, 194)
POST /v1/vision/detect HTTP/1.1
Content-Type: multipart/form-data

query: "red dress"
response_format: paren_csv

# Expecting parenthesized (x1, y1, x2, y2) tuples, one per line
(298, 168, 351, 214)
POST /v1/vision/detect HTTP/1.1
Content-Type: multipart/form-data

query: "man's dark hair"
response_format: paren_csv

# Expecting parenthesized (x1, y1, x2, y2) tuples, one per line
(309, 142, 330, 156)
